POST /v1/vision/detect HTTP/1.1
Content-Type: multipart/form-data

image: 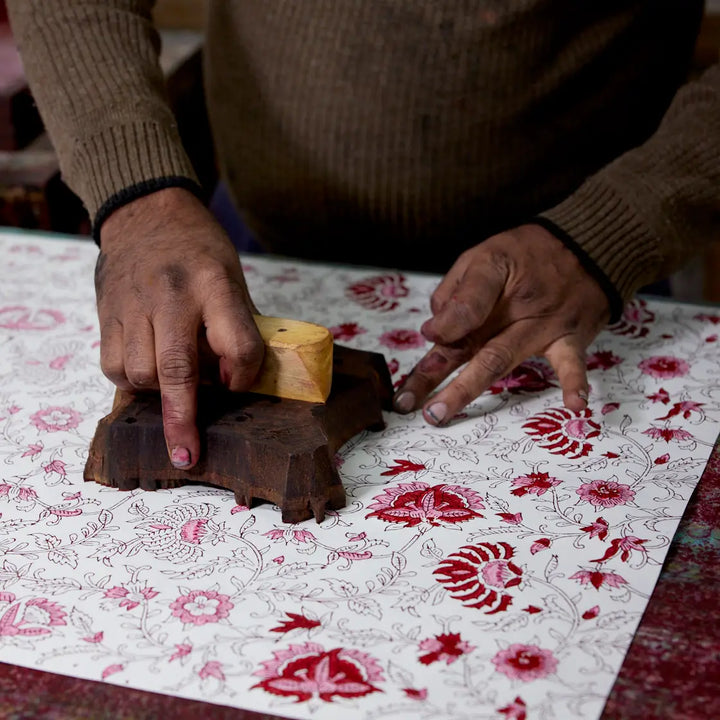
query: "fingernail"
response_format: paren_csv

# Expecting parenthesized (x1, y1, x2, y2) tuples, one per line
(577, 390, 589, 404)
(171, 447, 191, 468)
(425, 402, 447, 426)
(394, 391, 415, 414)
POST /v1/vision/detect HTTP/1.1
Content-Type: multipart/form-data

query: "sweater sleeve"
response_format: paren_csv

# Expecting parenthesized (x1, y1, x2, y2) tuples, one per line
(538, 63, 720, 320)
(6, 0, 200, 228)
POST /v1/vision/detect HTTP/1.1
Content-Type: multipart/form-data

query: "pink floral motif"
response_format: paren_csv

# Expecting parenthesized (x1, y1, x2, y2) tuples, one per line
(656, 401, 704, 421)
(101, 664, 124, 680)
(581, 517, 609, 541)
(30, 406, 82, 433)
(21, 443, 43, 458)
(510, 472, 561, 497)
(403, 687, 428, 700)
(498, 696, 528, 720)
(434, 543, 522, 613)
(576, 480, 635, 509)
(497, 512, 523, 525)
(638, 355, 690, 379)
(530, 538, 551, 554)
(252, 643, 384, 702)
(264, 527, 316, 544)
(387, 358, 400, 374)
(42, 459, 67, 478)
(103, 585, 159, 611)
(523, 407, 601, 459)
(0, 482, 37, 503)
(591, 536, 648, 564)
(380, 458, 426, 476)
(0, 593, 67, 637)
(418, 632, 475, 666)
(0, 306, 66, 330)
(366, 482, 484, 528)
(378, 328, 425, 350)
(199, 660, 225, 681)
(582, 606, 600, 620)
(643, 426, 694, 443)
(570, 569, 628, 590)
(169, 643, 192, 663)
(609, 299, 655, 338)
(492, 644, 558, 681)
(329, 322, 367, 341)
(170, 589, 233, 626)
(346, 274, 409, 312)
(647, 387, 670, 404)
(139, 503, 217, 563)
(271, 612, 321, 634)
(586, 350, 623, 371)
(488, 361, 556, 395)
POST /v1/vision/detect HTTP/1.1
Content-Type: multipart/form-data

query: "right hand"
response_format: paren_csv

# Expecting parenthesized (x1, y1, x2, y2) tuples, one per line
(96, 187, 264, 469)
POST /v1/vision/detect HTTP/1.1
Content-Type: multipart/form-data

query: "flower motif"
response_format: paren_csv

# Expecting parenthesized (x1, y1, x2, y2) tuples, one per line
(170, 589, 233, 626)
(138, 503, 217, 563)
(198, 660, 225, 681)
(523, 407, 601, 459)
(252, 643, 384, 702)
(609, 299, 655, 338)
(169, 643, 192, 663)
(403, 688, 428, 700)
(271, 612, 321, 634)
(418, 632, 475, 666)
(30, 406, 82, 433)
(434, 543, 522, 613)
(638, 355, 690, 379)
(582, 606, 600, 620)
(586, 350, 623, 371)
(642, 426, 694, 443)
(591, 536, 648, 563)
(498, 696, 528, 720)
(647, 388, 670, 404)
(576, 480, 635, 509)
(378, 329, 426, 350)
(329, 322, 367, 341)
(570, 569, 628, 590)
(510, 472, 561, 497)
(366, 482, 484, 528)
(103, 584, 159, 611)
(492, 644, 558, 682)
(488, 361, 556, 395)
(0, 306, 66, 330)
(264, 527, 316, 544)
(380, 459, 426, 476)
(693, 313, 720, 324)
(655, 401, 704, 421)
(0, 593, 67, 637)
(0, 482, 37, 503)
(346, 274, 409, 312)
(43, 459, 67, 478)
(581, 517, 609, 541)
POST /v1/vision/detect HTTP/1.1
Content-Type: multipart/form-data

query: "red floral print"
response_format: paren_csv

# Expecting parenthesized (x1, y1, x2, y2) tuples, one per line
(582, 606, 600, 620)
(434, 543, 522, 613)
(694, 313, 720, 324)
(510, 471, 561, 497)
(198, 661, 225, 681)
(498, 696, 528, 720)
(139, 503, 217, 563)
(169, 643, 192, 663)
(366, 482, 484, 528)
(378, 328, 425, 350)
(656, 401, 704, 421)
(591, 536, 648, 563)
(346, 273, 409, 312)
(170, 589, 233, 626)
(602, 402, 620, 414)
(103, 585, 158, 611)
(101, 664, 124, 680)
(576, 480, 635, 509)
(253, 642, 384, 702)
(30, 406, 82, 433)
(643, 426, 694, 443)
(647, 387, 670, 404)
(329, 322, 367, 341)
(488, 361, 556, 395)
(638, 355, 690, 379)
(380, 458, 427, 476)
(586, 350, 623, 371)
(530, 538, 551, 554)
(609, 299, 655, 338)
(523, 407, 601, 459)
(403, 687, 428, 700)
(0, 592, 67, 637)
(492, 644, 558, 681)
(418, 632, 475, 666)
(581, 517, 609, 541)
(0, 482, 37, 503)
(654, 453, 670, 464)
(570, 569, 628, 590)
(497, 512, 523, 524)
(271, 612, 321, 634)
(42, 459, 66, 478)
(264, 527, 316, 544)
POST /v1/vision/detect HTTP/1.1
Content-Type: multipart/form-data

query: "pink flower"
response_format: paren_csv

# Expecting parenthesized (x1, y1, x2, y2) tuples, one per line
(104, 585, 159, 611)
(346, 273, 409, 312)
(30, 406, 82, 433)
(497, 512, 523, 525)
(591, 536, 648, 563)
(170, 589, 233, 626)
(655, 401, 704, 421)
(418, 632, 475, 666)
(530, 538, 551, 554)
(492, 644, 558, 681)
(581, 517, 609, 541)
(647, 388, 670, 404)
(21, 443, 43, 458)
(638, 355, 690, 379)
(366, 482, 484, 528)
(101, 664, 124, 680)
(643, 426, 694, 443)
(0, 306, 66, 330)
(199, 661, 225, 681)
(263, 528, 316, 544)
(609, 299, 655, 338)
(82, 631, 104, 643)
(510, 472, 561, 497)
(488, 361, 556, 395)
(252, 643, 384, 702)
(498, 696, 528, 720)
(0, 594, 67, 637)
(570, 569, 628, 590)
(271, 612, 321, 634)
(582, 606, 600, 620)
(380, 459, 426, 476)
(0, 483, 37, 503)
(602, 402, 620, 415)
(655, 453, 670, 465)
(379, 328, 425, 350)
(329, 322, 367, 341)
(523, 407, 601, 459)
(169, 643, 192, 663)
(43, 459, 67, 478)
(434, 543, 522, 614)
(576, 480, 635, 509)
(586, 351, 623, 371)
(139, 504, 217, 563)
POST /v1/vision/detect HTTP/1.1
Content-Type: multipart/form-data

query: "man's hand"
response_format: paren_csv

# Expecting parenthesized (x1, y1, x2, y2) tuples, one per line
(393, 224, 610, 424)
(96, 187, 264, 468)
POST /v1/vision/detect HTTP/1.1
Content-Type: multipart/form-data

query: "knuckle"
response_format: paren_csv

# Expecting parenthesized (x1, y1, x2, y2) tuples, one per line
(513, 278, 539, 304)
(125, 365, 158, 388)
(476, 344, 514, 379)
(449, 378, 476, 408)
(158, 345, 197, 385)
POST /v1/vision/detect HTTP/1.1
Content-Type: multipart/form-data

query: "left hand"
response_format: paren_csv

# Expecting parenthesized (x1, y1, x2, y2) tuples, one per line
(393, 224, 611, 425)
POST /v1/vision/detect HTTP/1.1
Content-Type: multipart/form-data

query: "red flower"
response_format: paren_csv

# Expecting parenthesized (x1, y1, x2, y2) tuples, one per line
(498, 696, 528, 720)
(582, 606, 600, 620)
(492, 644, 558, 681)
(530, 538, 551, 554)
(586, 351, 623, 371)
(488, 361, 556, 395)
(418, 632, 475, 666)
(253, 643, 384, 703)
(609, 299, 655, 338)
(346, 274, 409, 312)
(694, 313, 720, 324)
(570, 569, 628, 590)
(638, 355, 690, 379)
(581, 517, 609, 541)
(434, 543, 522, 613)
(576, 480, 635, 509)
(264, 528, 316, 544)
(329, 322, 367, 341)
(643, 426, 694, 443)
(654, 453, 670, 465)
(602, 403, 620, 415)
(379, 328, 426, 350)
(380, 459, 426, 476)
(647, 388, 670, 404)
(510, 472, 561, 497)
(591, 536, 648, 563)
(523, 407, 601, 459)
(655, 401, 704, 421)
(366, 482, 484, 528)
(497, 512, 523, 525)
(403, 687, 428, 700)
(271, 612, 321, 634)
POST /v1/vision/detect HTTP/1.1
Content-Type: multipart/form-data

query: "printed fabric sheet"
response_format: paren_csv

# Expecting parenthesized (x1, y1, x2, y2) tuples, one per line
(0, 231, 719, 720)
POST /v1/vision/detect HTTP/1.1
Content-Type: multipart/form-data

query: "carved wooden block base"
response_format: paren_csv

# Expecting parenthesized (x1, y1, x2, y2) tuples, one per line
(84, 346, 393, 523)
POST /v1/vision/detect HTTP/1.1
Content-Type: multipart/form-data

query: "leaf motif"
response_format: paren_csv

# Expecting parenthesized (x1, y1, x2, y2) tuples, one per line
(321, 578, 359, 597)
(347, 596, 383, 620)
(47, 548, 79, 569)
(160, 563, 216, 580)
(32, 533, 61, 550)
(596, 610, 636, 630)
(277, 562, 311, 579)
(447, 446, 479, 464)
(386, 659, 414, 687)
(484, 493, 510, 513)
(69, 606, 94, 633)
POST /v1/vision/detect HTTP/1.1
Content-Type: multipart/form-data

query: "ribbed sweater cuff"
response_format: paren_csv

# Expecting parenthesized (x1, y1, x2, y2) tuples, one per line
(71, 120, 200, 223)
(536, 178, 660, 322)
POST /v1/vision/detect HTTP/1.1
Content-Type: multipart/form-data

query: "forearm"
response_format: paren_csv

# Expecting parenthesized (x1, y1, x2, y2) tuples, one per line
(7, 0, 198, 224)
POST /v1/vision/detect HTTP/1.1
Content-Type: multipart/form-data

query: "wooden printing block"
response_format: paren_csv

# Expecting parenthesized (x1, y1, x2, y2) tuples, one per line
(83, 345, 393, 523)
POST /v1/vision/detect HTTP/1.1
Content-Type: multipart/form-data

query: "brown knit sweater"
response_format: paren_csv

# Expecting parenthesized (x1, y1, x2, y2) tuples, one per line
(7, 1, 720, 319)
